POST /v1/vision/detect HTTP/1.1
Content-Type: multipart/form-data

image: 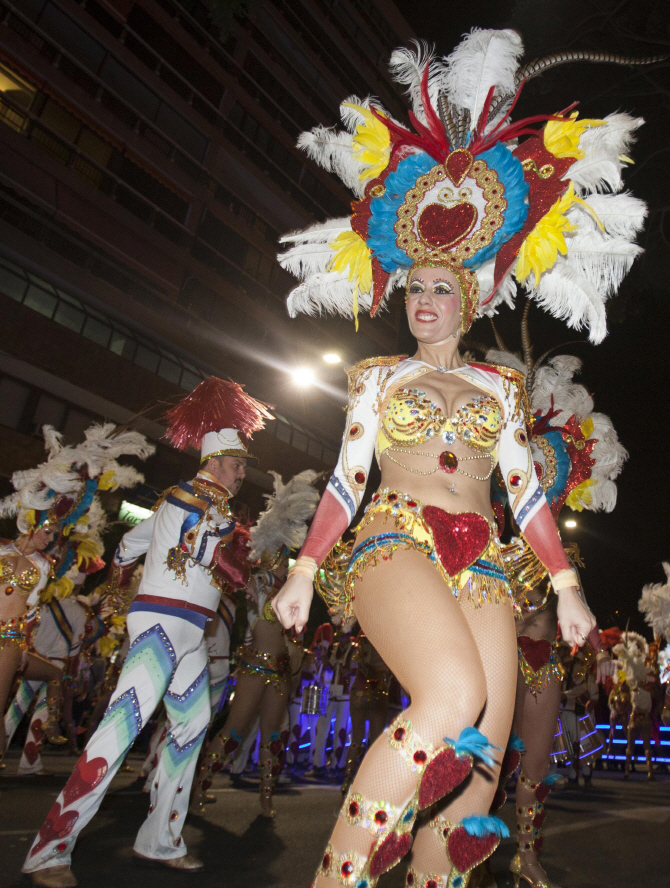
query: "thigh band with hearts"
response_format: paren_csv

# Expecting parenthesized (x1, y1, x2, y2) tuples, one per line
(431, 814, 509, 888)
(517, 637, 561, 696)
(347, 491, 512, 610)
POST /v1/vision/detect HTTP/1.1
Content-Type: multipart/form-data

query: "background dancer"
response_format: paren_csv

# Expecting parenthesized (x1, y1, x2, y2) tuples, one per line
(22, 377, 270, 887)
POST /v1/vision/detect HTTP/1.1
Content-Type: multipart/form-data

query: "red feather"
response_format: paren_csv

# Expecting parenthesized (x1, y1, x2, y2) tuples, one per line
(163, 377, 273, 451)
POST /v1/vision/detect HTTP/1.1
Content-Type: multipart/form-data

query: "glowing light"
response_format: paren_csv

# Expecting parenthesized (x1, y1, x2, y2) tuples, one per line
(564, 519, 577, 528)
(119, 501, 153, 525)
(292, 367, 316, 387)
(323, 353, 341, 364)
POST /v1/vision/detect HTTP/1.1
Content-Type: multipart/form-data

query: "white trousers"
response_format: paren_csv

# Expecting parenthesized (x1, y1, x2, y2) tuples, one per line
(23, 612, 210, 872)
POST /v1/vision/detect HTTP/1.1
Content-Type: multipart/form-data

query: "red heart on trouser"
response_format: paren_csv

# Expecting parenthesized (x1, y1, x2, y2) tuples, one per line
(24, 742, 40, 765)
(418, 747, 472, 809)
(369, 831, 413, 878)
(518, 636, 552, 672)
(30, 803, 78, 857)
(533, 810, 546, 829)
(32, 719, 44, 743)
(422, 508, 491, 576)
(62, 751, 108, 808)
(536, 783, 551, 804)
(447, 828, 499, 873)
(500, 748, 520, 779)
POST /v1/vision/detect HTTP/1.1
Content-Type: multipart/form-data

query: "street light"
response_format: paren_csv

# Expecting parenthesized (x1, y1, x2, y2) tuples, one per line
(564, 519, 577, 528)
(323, 353, 341, 364)
(291, 367, 315, 387)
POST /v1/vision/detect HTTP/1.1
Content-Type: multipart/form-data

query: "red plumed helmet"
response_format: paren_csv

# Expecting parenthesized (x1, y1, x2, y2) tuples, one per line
(164, 377, 273, 464)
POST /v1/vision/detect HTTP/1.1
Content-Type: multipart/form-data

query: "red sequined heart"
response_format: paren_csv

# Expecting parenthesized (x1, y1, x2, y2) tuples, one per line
(518, 636, 552, 672)
(422, 509, 491, 577)
(418, 747, 473, 809)
(30, 802, 78, 857)
(418, 203, 478, 249)
(446, 149, 474, 186)
(24, 742, 40, 766)
(62, 751, 108, 808)
(369, 831, 413, 878)
(31, 719, 44, 743)
(490, 787, 507, 813)
(533, 809, 546, 829)
(447, 828, 499, 873)
(536, 782, 551, 804)
(500, 748, 520, 779)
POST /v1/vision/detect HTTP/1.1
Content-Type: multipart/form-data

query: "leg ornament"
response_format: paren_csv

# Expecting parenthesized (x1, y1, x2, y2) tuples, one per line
(510, 771, 561, 888)
(432, 815, 509, 888)
(44, 680, 67, 746)
(191, 729, 241, 812)
(259, 733, 283, 818)
(491, 733, 525, 812)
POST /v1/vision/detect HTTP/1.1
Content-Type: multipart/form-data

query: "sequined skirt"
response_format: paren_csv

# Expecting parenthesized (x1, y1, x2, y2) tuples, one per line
(344, 489, 512, 619)
(237, 645, 291, 695)
(0, 615, 27, 650)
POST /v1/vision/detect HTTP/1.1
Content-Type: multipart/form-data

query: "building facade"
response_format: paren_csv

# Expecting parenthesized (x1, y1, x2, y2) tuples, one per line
(0, 0, 414, 510)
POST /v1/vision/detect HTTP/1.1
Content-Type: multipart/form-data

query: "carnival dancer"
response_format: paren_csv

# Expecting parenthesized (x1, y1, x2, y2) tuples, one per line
(192, 470, 319, 818)
(612, 631, 657, 780)
(312, 619, 356, 779)
(22, 378, 270, 887)
(273, 29, 649, 888)
(0, 423, 152, 777)
(638, 564, 670, 730)
(5, 596, 88, 773)
(483, 328, 624, 886)
(341, 631, 392, 795)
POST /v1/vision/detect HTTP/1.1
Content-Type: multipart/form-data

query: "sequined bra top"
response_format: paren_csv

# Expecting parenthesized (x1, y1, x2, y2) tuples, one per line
(379, 387, 503, 457)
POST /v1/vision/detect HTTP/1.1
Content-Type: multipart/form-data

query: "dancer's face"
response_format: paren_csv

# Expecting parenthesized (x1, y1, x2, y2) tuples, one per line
(205, 455, 247, 495)
(406, 267, 461, 344)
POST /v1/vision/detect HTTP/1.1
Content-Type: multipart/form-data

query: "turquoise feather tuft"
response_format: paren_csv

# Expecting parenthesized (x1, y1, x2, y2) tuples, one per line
(462, 814, 510, 839)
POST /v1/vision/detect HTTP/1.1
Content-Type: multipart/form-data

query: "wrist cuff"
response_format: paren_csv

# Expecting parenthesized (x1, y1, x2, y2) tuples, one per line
(288, 556, 318, 582)
(551, 568, 579, 593)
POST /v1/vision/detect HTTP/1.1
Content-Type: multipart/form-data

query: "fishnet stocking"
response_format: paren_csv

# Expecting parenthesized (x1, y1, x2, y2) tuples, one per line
(509, 596, 561, 883)
(317, 546, 517, 886)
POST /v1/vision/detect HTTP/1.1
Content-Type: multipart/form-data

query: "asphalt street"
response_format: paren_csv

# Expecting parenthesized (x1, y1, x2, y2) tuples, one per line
(1, 752, 668, 888)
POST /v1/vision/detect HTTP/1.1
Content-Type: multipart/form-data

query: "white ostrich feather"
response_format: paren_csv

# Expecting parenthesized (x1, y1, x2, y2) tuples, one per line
(614, 630, 649, 686)
(249, 470, 321, 562)
(388, 40, 437, 122)
(476, 259, 517, 315)
(568, 192, 647, 239)
(279, 218, 352, 247)
(531, 356, 593, 424)
(444, 29, 523, 132)
(298, 128, 365, 197)
(639, 563, 670, 640)
(106, 464, 145, 490)
(280, 242, 342, 279)
(43, 425, 64, 457)
(568, 113, 644, 194)
(485, 349, 527, 375)
(286, 272, 373, 319)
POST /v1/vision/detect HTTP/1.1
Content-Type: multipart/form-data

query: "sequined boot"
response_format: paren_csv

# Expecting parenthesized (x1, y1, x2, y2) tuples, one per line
(341, 742, 363, 796)
(44, 680, 67, 746)
(316, 717, 499, 888)
(510, 772, 561, 888)
(259, 736, 283, 819)
(190, 731, 241, 813)
(429, 814, 509, 888)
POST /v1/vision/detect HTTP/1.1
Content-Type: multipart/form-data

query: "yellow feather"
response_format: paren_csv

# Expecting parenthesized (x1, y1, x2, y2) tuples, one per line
(544, 112, 604, 159)
(342, 103, 391, 182)
(565, 478, 597, 511)
(328, 231, 373, 330)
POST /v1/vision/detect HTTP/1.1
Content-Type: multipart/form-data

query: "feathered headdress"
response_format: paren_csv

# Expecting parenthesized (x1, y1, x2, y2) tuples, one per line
(279, 30, 658, 339)
(613, 630, 650, 686)
(489, 335, 627, 522)
(639, 563, 670, 642)
(163, 377, 273, 465)
(0, 423, 153, 599)
(248, 470, 320, 565)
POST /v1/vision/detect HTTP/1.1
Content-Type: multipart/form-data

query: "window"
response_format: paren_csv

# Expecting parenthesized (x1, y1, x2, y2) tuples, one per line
(180, 369, 201, 391)
(38, 98, 81, 143)
(32, 392, 66, 434)
(61, 408, 92, 443)
(158, 357, 182, 384)
(134, 345, 160, 374)
(82, 316, 112, 347)
(155, 104, 208, 163)
(0, 62, 37, 114)
(0, 264, 28, 301)
(24, 284, 57, 318)
(100, 58, 160, 121)
(54, 300, 85, 333)
(0, 377, 30, 429)
(38, 4, 106, 73)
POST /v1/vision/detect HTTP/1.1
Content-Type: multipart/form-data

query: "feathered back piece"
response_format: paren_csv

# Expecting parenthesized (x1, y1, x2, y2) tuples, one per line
(0, 423, 153, 598)
(613, 630, 650, 686)
(488, 347, 627, 517)
(639, 562, 670, 642)
(279, 29, 654, 341)
(249, 470, 320, 563)
(164, 377, 272, 451)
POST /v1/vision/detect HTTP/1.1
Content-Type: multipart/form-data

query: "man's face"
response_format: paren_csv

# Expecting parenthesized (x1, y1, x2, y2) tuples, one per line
(207, 455, 247, 496)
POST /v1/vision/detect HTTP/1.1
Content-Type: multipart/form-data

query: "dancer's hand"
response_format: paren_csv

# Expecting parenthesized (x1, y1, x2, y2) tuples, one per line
(272, 574, 313, 632)
(557, 586, 596, 647)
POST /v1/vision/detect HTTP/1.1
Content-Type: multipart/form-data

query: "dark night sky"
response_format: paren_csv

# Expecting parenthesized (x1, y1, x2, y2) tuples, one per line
(390, 0, 670, 633)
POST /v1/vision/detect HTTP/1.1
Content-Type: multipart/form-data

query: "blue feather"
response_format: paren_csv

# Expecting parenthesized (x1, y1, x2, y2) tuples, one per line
(508, 733, 526, 753)
(269, 731, 281, 742)
(231, 728, 244, 742)
(541, 773, 561, 786)
(445, 726, 500, 769)
(463, 143, 528, 269)
(462, 814, 510, 839)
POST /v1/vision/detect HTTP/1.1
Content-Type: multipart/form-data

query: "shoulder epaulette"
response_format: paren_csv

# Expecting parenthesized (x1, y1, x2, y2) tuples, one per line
(166, 481, 211, 515)
(346, 354, 407, 380)
(467, 361, 527, 386)
(151, 486, 176, 513)
(467, 362, 531, 425)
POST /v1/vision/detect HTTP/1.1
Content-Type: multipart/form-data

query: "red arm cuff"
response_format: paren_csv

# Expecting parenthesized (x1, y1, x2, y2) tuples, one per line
(299, 490, 350, 566)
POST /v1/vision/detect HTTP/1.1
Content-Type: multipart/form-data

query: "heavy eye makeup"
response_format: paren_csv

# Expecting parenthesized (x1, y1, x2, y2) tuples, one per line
(407, 279, 454, 296)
